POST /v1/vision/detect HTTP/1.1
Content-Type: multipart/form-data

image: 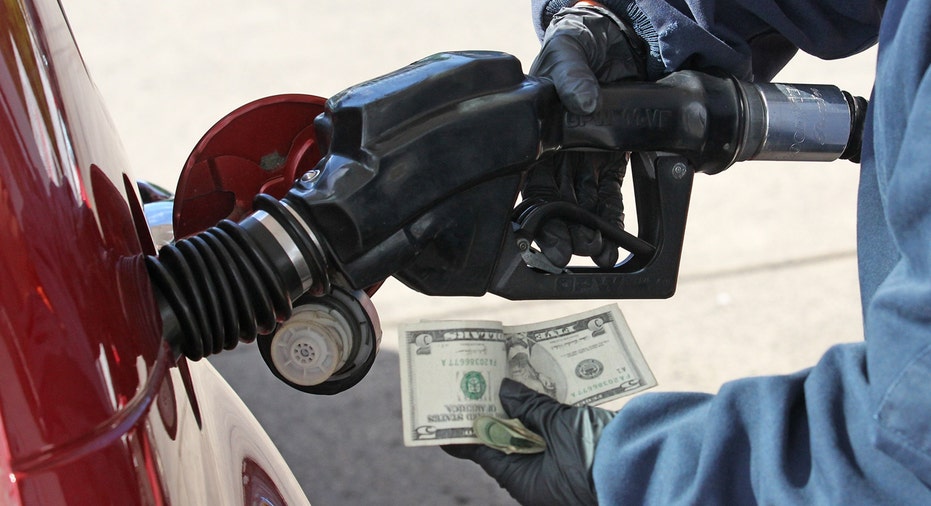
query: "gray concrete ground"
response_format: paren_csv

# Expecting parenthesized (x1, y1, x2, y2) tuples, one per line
(65, 2, 876, 504)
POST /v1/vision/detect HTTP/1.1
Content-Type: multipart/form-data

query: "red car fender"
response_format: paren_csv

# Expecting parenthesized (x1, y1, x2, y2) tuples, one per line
(0, 1, 307, 503)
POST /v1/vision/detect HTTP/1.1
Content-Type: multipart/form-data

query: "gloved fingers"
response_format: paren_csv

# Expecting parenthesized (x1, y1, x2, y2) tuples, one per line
(593, 151, 627, 267)
(595, 153, 627, 204)
(530, 28, 601, 115)
(598, 30, 649, 83)
(566, 152, 598, 211)
(599, 52, 645, 83)
(442, 443, 543, 504)
(522, 151, 627, 267)
(579, 5, 648, 83)
(441, 443, 535, 474)
(447, 380, 613, 506)
(590, 151, 626, 229)
(499, 378, 616, 438)
(499, 378, 571, 438)
(522, 156, 560, 202)
(541, 151, 601, 258)
(441, 443, 500, 463)
(571, 226, 603, 258)
(594, 242, 621, 268)
(522, 156, 574, 268)
(540, 220, 573, 268)
(532, 4, 647, 113)
(567, 152, 605, 257)
(568, 151, 627, 266)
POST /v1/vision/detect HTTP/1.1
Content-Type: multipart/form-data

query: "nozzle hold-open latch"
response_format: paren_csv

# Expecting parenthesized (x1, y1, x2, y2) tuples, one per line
(513, 199, 657, 274)
(492, 153, 693, 299)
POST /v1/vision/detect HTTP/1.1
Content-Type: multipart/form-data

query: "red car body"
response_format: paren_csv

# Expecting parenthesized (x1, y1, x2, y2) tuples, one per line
(0, 1, 308, 503)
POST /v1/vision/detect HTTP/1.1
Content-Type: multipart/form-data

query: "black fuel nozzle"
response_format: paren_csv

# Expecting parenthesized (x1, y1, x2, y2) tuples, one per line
(147, 51, 866, 382)
(278, 51, 866, 300)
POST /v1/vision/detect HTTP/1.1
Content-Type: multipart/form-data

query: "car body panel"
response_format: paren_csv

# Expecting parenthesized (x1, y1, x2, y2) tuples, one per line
(0, 1, 307, 503)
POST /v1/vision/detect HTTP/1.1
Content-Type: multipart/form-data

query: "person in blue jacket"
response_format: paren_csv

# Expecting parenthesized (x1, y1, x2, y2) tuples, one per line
(444, 0, 931, 504)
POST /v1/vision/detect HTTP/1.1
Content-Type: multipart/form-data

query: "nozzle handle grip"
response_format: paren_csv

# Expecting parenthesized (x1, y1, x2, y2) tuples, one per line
(554, 72, 866, 174)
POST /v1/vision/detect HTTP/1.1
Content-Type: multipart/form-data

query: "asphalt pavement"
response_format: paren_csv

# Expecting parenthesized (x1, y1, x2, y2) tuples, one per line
(65, 2, 876, 504)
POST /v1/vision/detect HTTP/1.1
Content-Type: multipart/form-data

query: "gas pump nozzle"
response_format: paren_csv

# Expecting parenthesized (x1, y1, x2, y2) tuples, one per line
(148, 51, 866, 389)
(260, 51, 865, 300)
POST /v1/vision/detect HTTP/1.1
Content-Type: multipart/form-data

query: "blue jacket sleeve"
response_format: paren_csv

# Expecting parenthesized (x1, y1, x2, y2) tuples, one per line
(531, 0, 931, 503)
(531, 0, 881, 80)
(594, 344, 931, 504)
(860, 0, 931, 493)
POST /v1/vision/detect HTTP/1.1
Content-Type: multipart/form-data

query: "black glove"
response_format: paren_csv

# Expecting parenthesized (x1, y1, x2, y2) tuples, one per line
(523, 3, 647, 269)
(443, 378, 616, 506)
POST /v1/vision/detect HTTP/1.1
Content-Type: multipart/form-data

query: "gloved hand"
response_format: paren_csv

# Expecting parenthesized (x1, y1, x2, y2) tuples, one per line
(443, 378, 616, 506)
(523, 2, 647, 269)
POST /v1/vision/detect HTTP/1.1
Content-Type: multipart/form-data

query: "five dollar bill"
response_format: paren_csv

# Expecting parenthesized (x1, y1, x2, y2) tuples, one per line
(398, 304, 656, 447)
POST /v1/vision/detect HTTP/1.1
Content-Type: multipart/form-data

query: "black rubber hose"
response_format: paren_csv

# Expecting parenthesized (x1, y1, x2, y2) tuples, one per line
(145, 220, 295, 360)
